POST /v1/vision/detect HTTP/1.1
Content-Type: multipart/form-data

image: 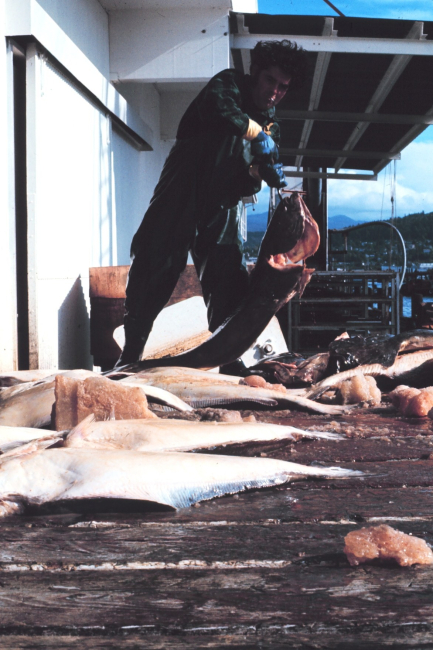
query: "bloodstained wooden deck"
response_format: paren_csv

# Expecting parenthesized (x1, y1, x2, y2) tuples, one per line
(1, 405, 433, 648)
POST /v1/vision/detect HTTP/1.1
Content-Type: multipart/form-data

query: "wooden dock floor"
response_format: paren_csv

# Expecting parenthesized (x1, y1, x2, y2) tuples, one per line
(1, 405, 433, 648)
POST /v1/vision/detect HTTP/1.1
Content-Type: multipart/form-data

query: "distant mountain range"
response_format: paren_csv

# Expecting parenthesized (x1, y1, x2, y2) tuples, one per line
(247, 211, 268, 232)
(328, 214, 363, 229)
(247, 211, 363, 232)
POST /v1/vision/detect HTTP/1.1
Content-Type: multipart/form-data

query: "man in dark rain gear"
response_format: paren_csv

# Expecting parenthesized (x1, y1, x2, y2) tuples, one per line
(116, 39, 308, 366)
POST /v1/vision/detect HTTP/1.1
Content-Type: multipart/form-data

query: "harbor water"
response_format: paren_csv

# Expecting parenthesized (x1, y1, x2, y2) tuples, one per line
(402, 295, 433, 318)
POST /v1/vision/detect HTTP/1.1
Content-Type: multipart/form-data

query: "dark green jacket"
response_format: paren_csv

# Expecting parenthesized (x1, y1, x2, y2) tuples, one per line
(176, 68, 280, 213)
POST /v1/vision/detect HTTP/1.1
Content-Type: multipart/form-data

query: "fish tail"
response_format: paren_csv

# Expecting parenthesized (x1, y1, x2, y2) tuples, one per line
(310, 466, 364, 478)
(288, 427, 344, 440)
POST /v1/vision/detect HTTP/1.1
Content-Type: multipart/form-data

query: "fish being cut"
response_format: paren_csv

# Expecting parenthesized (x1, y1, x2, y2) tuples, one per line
(119, 368, 352, 415)
(249, 351, 330, 386)
(0, 447, 362, 515)
(64, 415, 343, 452)
(249, 330, 433, 388)
(106, 192, 320, 376)
(307, 349, 433, 401)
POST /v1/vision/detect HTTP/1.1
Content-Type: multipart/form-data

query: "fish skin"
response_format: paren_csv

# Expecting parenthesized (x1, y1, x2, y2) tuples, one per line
(327, 329, 433, 375)
(0, 370, 96, 428)
(119, 367, 351, 415)
(64, 415, 343, 452)
(307, 349, 433, 401)
(0, 426, 63, 454)
(105, 193, 320, 377)
(0, 448, 362, 513)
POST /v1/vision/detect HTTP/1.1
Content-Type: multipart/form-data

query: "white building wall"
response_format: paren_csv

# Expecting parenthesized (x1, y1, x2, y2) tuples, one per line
(26, 46, 115, 369)
(0, 0, 258, 371)
(34, 0, 110, 77)
(109, 7, 231, 82)
(0, 20, 18, 370)
(1, 0, 159, 370)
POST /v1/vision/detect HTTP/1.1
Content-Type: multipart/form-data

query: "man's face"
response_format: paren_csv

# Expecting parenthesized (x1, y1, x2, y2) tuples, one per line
(251, 65, 291, 110)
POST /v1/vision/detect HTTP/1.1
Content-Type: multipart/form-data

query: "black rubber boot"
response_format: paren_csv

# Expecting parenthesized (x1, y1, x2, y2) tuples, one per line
(114, 317, 152, 368)
(114, 341, 145, 368)
(219, 358, 251, 377)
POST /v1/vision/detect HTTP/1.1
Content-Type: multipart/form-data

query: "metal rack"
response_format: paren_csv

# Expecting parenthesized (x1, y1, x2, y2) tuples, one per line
(287, 271, 400, 353)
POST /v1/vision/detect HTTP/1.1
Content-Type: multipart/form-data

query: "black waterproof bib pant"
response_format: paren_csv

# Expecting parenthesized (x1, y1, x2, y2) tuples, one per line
(117, 68, 277, 366)
(120, 138, 250, 364)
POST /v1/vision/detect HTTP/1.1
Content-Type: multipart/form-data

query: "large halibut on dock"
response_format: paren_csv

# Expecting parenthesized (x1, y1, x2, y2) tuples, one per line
(0, 448, 361, 516)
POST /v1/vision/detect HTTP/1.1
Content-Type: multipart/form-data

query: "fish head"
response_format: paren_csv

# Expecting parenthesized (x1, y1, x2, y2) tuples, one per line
(257, 192, 320, 268)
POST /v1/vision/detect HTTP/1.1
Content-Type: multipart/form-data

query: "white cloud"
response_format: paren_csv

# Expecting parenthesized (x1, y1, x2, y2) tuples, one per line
(328, 139, 433, 221)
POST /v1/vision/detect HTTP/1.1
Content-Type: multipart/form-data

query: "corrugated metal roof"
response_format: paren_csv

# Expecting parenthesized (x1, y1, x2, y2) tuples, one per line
(230, 12, 433, 179)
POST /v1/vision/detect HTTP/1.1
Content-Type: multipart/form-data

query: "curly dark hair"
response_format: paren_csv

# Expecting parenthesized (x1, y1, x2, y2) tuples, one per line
(250, 40, 308, 90)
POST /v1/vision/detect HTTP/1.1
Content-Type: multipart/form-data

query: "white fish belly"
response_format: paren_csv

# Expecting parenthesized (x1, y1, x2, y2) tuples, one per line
(0, 449, 359, 511)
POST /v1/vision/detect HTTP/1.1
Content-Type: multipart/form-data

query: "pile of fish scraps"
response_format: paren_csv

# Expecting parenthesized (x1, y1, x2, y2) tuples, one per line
(239, 329, 433, 412)
(0, 366, 365, 518)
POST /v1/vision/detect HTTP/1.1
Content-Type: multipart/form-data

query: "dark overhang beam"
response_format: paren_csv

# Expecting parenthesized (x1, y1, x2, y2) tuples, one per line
(295, 17, 336, 169)
(281, 148, 401, 160)
(334, 21, 426, 171)
(277, 110, 433, 125)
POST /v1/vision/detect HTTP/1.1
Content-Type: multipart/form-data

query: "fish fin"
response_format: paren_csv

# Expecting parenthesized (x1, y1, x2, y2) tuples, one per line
(156, 464, 363, 509)
(288, 428, 344, 440)
(188, 397, 278, 408)
(65, 414, 96, 446)
(149, 405, 177, 413)
(311, 466, 364, 478)
(158, 476, 289, 509)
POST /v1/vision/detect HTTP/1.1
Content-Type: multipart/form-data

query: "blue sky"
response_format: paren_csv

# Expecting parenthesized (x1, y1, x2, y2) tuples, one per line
(252, 1, 433, 222)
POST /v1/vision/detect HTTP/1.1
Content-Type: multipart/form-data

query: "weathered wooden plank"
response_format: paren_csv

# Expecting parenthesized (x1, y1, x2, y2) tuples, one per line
(258, 408, 433, 438)
(0, 632, 433, 649)
(0, 521, 430, 570)
(294, 459, 433, 490)
(222, 435, 433, 464)
(0, 565, 432, 634)
(1, 483, 433, 528)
